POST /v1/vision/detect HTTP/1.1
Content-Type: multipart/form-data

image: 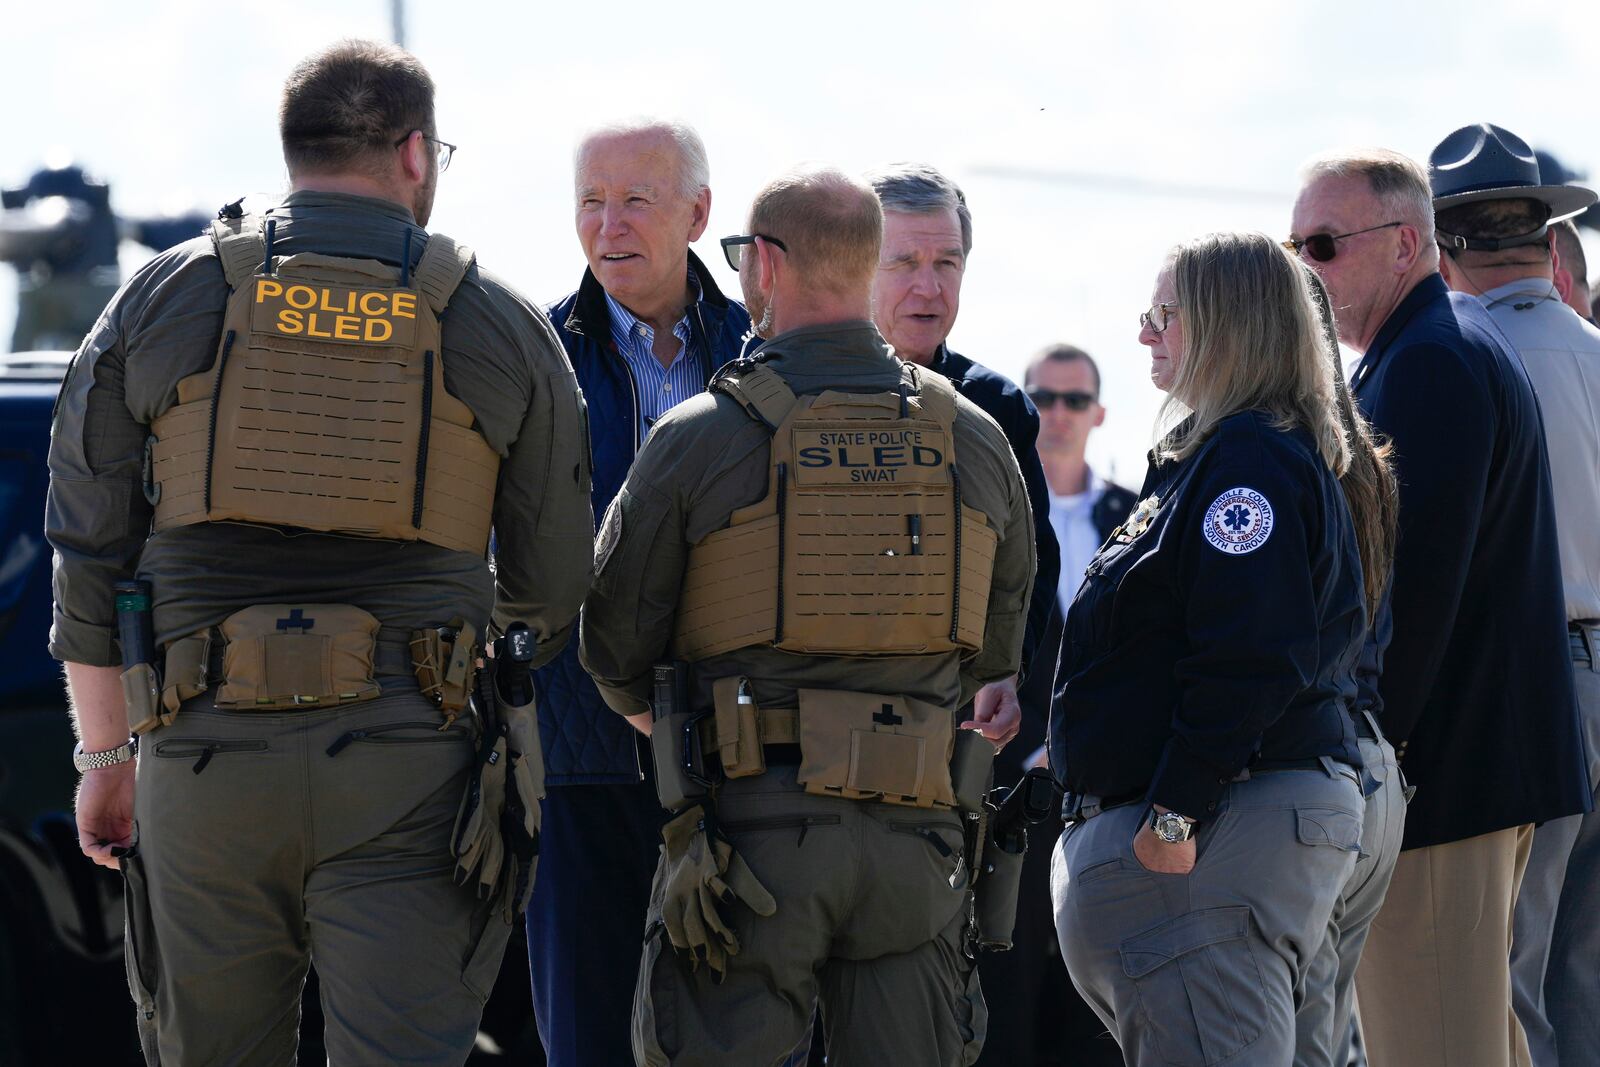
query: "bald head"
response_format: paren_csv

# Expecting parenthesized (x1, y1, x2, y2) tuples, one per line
(749, 166, 882, 298)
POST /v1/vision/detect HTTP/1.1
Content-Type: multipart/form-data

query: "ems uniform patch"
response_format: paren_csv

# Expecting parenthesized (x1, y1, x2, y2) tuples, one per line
(1202, 487, 1273, 555)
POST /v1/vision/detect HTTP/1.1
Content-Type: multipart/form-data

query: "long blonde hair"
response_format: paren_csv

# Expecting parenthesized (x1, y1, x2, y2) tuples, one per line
(1156, 231, 1350, 477)
(1302, 264, 1399, 620)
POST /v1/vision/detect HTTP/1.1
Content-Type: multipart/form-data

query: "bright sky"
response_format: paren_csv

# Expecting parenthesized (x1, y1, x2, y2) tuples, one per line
(4, 0, 1591, 482)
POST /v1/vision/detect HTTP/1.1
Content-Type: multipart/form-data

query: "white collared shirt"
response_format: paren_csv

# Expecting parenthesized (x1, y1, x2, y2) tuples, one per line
(1049, 468, 1106, 611)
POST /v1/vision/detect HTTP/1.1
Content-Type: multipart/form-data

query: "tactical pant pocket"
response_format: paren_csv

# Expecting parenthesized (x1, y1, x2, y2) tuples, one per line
(460, 902, 512, 1004)
(150, 736, 268, 775)
(324, 720, 473, 756)
(120, 842, 161, 1066)
(632, 920, 677, 1067)
(1120, 905, 1268, 1067)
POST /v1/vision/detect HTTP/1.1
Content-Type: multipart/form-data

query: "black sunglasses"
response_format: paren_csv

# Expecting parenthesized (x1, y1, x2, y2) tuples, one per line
(1026, 386, 1097, 412)
(721, 233, 788, 271)
(1283, 221, 1402, 263)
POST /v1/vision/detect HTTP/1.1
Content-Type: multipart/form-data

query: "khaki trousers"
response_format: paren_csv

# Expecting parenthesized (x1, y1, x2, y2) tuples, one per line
(122, 691, 511, 1066)
(631, 764, 986, 1067)
(1355, 824, 1535, 1067)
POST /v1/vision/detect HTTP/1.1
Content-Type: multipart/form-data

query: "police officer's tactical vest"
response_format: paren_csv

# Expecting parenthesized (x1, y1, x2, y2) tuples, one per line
(148, 213, 500, 555)
(671, 359, 998, 660)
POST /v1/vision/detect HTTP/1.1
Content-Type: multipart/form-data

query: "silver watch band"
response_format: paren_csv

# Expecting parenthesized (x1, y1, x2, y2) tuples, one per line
(73, 738, 137, 773)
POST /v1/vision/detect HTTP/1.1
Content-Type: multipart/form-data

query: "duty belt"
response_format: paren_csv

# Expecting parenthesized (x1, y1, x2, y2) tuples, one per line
(1571, 620, 1599, 669)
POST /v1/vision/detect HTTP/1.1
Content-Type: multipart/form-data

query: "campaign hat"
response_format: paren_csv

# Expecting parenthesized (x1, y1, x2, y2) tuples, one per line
(1429, 123, 1596, 223)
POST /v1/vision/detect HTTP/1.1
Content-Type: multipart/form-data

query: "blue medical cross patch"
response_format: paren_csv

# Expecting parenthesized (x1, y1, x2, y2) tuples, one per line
(1202, 487, 1274, 555)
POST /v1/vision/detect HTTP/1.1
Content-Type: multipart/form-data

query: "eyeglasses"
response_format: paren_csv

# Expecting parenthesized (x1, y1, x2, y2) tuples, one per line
(1139, 301, 1180, 334)
(1025, 386, 1097, 412)
(1283, 221, 1402, 263)
(720, 233, 788, 271)
(393, 131, 457, 173)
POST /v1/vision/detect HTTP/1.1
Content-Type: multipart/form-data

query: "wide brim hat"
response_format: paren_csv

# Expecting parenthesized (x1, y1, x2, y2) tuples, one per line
(1429, 123, 1597, 223)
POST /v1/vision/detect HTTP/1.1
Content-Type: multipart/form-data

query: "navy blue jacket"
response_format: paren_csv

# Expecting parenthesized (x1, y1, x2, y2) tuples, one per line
(536, 250, 751, 784)
(929, 345, 1060, 679)
(1350, 274, 1589, 848)
(1051, 413, 1367, 821)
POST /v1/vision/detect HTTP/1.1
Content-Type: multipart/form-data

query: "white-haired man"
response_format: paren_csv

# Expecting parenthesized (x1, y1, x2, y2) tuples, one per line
(527, 118, 751, 1067)
(1291, 144, 1588, 1067)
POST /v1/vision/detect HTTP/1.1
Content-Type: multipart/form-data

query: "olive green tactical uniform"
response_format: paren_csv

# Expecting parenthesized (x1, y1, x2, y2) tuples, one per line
(580, 322, 1035, 1067)
(46, 191, 595, 1065)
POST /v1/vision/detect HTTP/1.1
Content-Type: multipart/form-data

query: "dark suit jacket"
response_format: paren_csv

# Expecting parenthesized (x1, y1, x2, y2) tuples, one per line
(1351, 274, 1589, 848)
(929, 345, 1060, 682)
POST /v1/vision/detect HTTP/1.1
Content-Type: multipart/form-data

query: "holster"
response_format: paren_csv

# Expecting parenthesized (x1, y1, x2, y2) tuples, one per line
(120, 664, 163, 736)
(649, 662, 711, 812)
(973, 768, 1059, 950)
(973, 817, 1026, 950)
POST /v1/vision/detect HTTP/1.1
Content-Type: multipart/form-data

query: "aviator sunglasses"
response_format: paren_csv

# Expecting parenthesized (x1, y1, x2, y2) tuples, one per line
(1283, 221, 1402, 263)
(1025, 386, 1097, 412)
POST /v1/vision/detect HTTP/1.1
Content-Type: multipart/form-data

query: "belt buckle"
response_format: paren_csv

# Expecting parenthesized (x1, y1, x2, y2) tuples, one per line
(1061, 791, 1090, 825)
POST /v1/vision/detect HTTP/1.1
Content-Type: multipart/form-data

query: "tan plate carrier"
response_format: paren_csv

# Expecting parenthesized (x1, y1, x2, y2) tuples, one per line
(147, 214, 499, 555)
(671, 359, 997, 660)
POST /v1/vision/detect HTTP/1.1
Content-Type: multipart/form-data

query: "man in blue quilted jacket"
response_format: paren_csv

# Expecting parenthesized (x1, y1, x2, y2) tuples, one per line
(526, 118, 751, 1067)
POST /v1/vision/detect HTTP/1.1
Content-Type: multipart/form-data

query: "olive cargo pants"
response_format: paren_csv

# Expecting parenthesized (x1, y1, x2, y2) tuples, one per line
(632, 764, 987, 1067)
(120, 690, 512, 1066)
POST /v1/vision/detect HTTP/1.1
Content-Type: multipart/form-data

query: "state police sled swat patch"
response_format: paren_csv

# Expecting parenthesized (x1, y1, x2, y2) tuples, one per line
(1202, 487, 1273, 554)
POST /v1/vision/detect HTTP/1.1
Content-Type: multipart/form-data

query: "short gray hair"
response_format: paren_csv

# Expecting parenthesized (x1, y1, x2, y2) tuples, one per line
(866, 162, 973, 255)
(1300, 148, 1436, 244)
(574, 117, 710, 201)
(1554, 219, 1588, 280)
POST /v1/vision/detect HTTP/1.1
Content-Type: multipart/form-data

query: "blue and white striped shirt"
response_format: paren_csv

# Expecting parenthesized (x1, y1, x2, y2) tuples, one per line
(604, 285, 710, 441)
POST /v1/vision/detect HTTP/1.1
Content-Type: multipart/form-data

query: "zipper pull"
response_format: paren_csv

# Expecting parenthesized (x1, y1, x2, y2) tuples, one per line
(192, 745, 217, 775)
(326, 730, 365, 757)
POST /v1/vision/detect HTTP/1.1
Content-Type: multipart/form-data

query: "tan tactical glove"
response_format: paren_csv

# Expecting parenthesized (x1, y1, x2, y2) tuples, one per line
(501, 695, 543, 841)
(658, 804, 777, 978)
(452, 732, 508, 900)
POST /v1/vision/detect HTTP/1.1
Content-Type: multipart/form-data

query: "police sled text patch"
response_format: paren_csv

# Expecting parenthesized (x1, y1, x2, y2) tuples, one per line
(1202, 487, 1273, 555)
(791, 424, 949, 486)
(249, 278, 419, 347)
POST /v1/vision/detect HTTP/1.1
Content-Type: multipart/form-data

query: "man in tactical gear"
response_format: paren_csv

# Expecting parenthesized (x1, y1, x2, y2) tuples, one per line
(49, 40, 593, 1065)
(580, 165, 1035, 1066)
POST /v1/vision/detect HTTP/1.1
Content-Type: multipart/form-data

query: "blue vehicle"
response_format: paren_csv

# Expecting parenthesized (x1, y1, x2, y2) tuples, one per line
(0, 350, 140, 1066)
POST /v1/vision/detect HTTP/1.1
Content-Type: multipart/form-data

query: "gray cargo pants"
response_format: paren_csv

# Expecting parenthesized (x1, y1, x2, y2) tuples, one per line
(1052, 765, 1363, 1067)
(121, 689, 511, 1066)
(632, 764, 986, 1067)
(1293, 735, 1406, 1067)
(1511, 624, 1600, 1067)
